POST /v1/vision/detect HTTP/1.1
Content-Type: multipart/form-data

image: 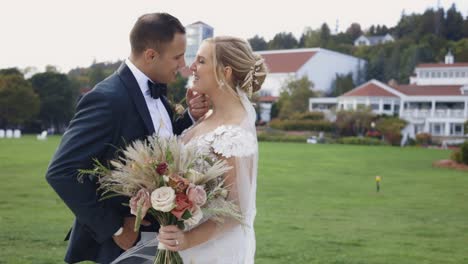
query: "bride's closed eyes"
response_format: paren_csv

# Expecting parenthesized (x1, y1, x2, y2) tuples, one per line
(196, 56, 205, 64)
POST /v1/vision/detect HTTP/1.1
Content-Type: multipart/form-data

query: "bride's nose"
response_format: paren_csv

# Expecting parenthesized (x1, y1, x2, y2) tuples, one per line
(189, 62, 196, 72)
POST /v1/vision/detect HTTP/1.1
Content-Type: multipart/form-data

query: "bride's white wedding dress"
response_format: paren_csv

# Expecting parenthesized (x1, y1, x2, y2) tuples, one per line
(111, 90, 258, 264)
(179, 90, 258, 264)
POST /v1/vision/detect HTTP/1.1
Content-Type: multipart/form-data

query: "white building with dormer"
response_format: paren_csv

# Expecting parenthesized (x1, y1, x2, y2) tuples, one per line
(354, 34, 395, 46)
(409, 51, 468, 85)
(310, 52, 468, 139)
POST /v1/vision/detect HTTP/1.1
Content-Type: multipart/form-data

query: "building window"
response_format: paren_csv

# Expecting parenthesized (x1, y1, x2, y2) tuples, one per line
(431, 123, 445, 136)
(443, 72, 448, 78)
(383, 104, 391, 110)
(450, 123, 463, 136)
(431, 71, 436, 78)
(259, 90, 271, 97)
(448, 71, 453, 77)
(357, 103, 366, 110)
(415, 125, 424, 134)
(346, 104, 353, 110)
(462, 71, 467, 77)
(455, 71, 460, 78)
(436, 72, 441, 78)
(371, 104, 379, 110)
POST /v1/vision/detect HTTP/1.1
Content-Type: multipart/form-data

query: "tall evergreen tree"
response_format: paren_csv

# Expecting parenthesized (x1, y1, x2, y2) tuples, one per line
(248, 35, 268, 51)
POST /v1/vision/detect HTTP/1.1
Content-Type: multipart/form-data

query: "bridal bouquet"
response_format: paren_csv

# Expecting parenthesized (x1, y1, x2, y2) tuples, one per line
(79, 135, 242, 264)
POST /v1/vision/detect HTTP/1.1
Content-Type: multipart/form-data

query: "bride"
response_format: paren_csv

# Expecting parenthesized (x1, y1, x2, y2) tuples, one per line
(157, 36, 267, 263)
(111, 36, 267, 264)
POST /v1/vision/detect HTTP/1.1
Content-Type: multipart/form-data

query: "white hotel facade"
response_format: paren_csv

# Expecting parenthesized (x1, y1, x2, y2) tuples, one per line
(310, 52, 468, 139)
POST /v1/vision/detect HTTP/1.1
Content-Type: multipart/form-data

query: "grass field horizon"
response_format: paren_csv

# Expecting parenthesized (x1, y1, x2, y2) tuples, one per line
(1, 136, 467, 263)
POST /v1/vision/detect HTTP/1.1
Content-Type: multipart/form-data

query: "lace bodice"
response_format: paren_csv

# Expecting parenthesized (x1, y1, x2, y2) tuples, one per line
(183, 125, 257, 159)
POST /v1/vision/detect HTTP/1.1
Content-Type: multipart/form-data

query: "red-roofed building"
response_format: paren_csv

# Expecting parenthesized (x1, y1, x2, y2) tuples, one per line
(253, 48, 366, 121)
(310, 52, 468, 139)
(310, 78, 468, 138)
(257, 48, 366, 97)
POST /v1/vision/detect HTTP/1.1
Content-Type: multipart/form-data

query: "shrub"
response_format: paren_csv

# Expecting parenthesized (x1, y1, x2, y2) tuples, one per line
(337, 137, 387, 146)
(366, 130, 381, 138)
(461, 141, 468, 165)
(289, 112, 325, 121)
(451, 149, 463, 164)
(406, 137, 417, 146)
(269, 119, 334, 132)
(415, 133, 432, 145)
(376, 117, 407, 146)
(335, 109, 375, 137)
(257, 133, 308, 143)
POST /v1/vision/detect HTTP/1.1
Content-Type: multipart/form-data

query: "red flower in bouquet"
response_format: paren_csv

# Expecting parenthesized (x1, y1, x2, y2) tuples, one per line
(171, 193, 193, 220)
(156, 162, 168, 175)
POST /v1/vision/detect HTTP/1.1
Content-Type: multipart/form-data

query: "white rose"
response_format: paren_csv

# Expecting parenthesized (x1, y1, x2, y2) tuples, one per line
(184, 206, 203, 227)
(151, 187, 176, 212)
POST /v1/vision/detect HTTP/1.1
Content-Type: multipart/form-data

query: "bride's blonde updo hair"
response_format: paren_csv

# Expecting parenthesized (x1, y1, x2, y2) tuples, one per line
(205, 36, 268, 97)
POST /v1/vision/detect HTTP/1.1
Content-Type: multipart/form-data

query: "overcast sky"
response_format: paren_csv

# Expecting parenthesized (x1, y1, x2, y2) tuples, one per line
(1, 0, 467, 73)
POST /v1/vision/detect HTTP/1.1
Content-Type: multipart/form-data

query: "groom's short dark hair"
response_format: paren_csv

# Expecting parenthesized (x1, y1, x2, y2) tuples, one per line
(130, 13, 185, 55)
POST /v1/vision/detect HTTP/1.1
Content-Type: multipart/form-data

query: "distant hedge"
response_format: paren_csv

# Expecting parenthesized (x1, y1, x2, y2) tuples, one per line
(337, 137, 387, 146)
(269, 119, 334, 132)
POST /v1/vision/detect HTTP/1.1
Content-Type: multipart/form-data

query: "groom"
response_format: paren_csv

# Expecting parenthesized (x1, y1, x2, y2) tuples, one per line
(46, 13, 208, 264)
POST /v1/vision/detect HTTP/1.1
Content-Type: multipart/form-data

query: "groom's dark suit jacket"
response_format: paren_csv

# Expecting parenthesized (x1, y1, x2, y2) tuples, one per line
(46, 63, 193, 264)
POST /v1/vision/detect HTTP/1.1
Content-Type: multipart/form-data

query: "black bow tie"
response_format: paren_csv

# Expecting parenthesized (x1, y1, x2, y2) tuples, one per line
(147, 80, 167, 99)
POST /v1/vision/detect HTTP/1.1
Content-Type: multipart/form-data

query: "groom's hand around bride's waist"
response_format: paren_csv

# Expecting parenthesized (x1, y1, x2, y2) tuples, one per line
(113, 216, 151, 250)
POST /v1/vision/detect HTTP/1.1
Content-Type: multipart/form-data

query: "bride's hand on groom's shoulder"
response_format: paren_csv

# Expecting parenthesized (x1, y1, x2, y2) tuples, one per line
(113, 216, 151, 250)
(187, 89, 210, 121)
(158, 225, 189, 252)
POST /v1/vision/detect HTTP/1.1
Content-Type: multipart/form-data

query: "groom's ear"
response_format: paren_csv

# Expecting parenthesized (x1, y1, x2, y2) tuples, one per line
(144, 49, 160, 63)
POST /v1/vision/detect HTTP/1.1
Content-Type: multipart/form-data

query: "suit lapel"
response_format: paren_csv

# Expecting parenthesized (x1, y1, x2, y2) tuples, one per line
(117, 63, 155, 135)
(160, 95, 174, 122)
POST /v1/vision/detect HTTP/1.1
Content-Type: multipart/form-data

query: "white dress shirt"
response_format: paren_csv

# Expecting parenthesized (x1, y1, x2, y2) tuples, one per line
(125, 59, 173, 138)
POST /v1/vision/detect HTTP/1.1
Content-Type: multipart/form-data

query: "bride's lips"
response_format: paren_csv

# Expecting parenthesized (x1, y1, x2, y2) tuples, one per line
(192, 73, 200, 83)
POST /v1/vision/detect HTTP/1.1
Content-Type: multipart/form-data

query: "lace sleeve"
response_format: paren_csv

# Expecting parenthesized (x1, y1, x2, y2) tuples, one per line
(210, 125, 257, 158)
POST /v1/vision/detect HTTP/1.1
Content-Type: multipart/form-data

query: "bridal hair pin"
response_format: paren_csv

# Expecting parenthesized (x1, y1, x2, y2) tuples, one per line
(252, 58, 266, 85)
(241, 58, 265, 98)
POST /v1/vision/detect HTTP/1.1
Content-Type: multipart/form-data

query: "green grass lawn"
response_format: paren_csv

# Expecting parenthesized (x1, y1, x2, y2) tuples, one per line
(0, 136, 467, 263)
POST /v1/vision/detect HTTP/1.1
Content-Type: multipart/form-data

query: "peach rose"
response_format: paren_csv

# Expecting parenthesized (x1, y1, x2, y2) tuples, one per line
(168, 174, 190, 193)
(186, 184, 207, 206)
(130, 189, 152, 220)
